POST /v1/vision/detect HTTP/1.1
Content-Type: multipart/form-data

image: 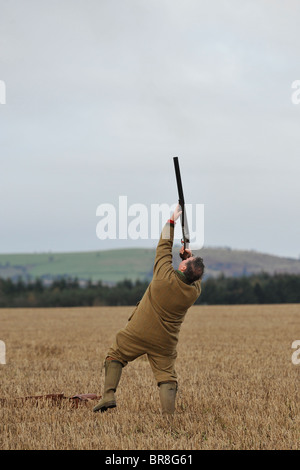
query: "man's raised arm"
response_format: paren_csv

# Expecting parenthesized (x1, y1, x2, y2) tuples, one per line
(153, 204, 182, 278)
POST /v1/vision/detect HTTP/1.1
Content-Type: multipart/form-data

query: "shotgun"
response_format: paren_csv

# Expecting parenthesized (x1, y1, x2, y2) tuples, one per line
(173, 157, 190, 260)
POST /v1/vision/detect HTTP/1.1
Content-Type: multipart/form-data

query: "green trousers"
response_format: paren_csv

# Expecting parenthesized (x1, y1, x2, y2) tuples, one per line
(107, 327, 178, 385)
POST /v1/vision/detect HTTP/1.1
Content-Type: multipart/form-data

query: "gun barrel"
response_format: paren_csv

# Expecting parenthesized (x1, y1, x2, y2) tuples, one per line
(173, 157, 185, 205)
(173, 157, 190, 252)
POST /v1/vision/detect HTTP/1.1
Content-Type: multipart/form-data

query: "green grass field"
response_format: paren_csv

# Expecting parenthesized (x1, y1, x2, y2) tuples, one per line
(0, 249, 156, 283)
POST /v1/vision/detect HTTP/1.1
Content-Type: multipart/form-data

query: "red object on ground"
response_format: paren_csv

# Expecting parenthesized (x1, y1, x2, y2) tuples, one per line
(0, 393, 101, 408)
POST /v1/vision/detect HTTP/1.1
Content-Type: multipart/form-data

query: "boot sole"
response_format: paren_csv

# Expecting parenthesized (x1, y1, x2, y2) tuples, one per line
(93, 401, 116, 413)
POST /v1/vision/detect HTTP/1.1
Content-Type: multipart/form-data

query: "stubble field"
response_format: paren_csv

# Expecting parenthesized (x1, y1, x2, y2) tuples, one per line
(0, 304, 299, 450)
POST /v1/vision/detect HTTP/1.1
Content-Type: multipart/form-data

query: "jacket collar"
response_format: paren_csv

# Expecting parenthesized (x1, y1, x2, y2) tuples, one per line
(175, 269, 190, 285)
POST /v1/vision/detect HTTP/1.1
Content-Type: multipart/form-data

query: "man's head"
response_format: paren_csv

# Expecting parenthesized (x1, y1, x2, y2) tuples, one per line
(178, 256, 205, 283)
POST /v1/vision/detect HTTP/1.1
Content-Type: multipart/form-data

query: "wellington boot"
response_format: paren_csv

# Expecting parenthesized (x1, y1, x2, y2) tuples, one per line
(159, 382, 177, 417)
(93, 360, 122, 413)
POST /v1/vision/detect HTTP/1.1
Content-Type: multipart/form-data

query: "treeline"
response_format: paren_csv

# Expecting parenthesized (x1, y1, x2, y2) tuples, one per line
(0, 273, 300, 308)
(197, 272, 300, 305)
(0, 278, 148, 308)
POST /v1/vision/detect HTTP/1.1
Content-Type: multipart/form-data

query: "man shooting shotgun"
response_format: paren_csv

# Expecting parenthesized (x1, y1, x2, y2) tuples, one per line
(93, 159, 205, 418)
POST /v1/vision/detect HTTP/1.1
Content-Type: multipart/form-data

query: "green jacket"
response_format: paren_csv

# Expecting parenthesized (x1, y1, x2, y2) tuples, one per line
(126, 222, 202, 352)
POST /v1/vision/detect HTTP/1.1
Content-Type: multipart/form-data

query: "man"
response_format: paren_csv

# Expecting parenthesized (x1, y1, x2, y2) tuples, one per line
(93, 204, 205, 417)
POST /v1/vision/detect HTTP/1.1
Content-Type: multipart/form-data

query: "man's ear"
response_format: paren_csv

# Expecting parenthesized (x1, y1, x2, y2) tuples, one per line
(181, 264, 187, 272)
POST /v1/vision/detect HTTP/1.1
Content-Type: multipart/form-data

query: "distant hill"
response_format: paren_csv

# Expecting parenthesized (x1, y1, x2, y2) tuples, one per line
(0, 246, 300, 284)
(194, 246, 300, 278)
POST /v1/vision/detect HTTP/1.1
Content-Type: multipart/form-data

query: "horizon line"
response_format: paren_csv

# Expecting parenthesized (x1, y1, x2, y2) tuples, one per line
(0, 246, 299, 261)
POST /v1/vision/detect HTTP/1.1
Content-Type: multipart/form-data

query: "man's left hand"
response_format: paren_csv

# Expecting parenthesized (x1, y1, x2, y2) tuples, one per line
(171, 204, 182, 222)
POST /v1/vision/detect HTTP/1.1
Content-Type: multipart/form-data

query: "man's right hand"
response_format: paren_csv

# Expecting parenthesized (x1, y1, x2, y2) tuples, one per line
(179, 246, 192, 260)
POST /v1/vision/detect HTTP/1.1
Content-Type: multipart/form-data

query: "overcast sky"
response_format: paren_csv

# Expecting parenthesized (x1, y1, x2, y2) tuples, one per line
(0, 0, 300, 257)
